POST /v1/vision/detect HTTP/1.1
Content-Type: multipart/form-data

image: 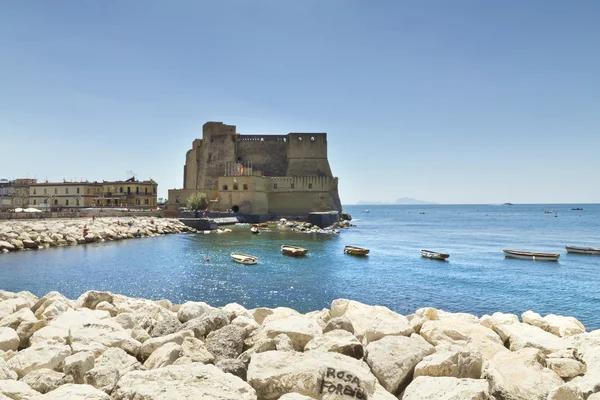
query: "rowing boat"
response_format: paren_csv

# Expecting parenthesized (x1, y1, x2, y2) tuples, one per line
(503, 249, 560, 261)
(250, 226, 260, 234)
(420, 249, 450, 260)
(344, 246, 370, 256)
(231, 253, 258, 265)
(281, 245, 308, 256)
(565, 246, 600, 255)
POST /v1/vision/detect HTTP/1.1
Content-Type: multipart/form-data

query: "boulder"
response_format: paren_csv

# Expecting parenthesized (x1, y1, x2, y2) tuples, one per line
(143, 342, 181, 369)
(63, 350, 94, 384)
(0, 358, 17, 380)
(68, 323, 142, 357)
(95, 301, 117, 317)
(304, 308, 331, 329)
(205, 325, 247, 362)
(546, 383, 585, 400)
(0, 308, 44, 348)
(75, 291, 114, 310)
(237, 337, 277, 367)
(484, 347, 564, 400)
(273, 333, 295, 352)
(0, 379, 41, 400)
(566, 330, 600, 397)
(140, 330, 193, 359)
(177, 301, 215, 323)
(222, 303, 252, 319)
(178, 309, 233, 340)
(111, 362, 256, 400)
(0, 328, 20, 352)
(130, 326, 151, 343)
(6, 344, 71, 378)
(29, 326, 68, 347)
(304, 330, 364, 359)
(215, 358, 248, 380)
(38, 383, 110, 399)
(400, 376, 491, 400)
(262, 316, 322, 351)
(180, 337, 214, 364)
(414, 346, 483, 379)
(22, 368, 73, 394)
(232, 316, 260, 336)
(546, 357, 586, 379)
(279, 394, 315, 400)
(85, 348, 143, 394)
(323, 316, 354, 334)
(256, 307, 301, 326)
(420, 319, 506, 362)
(330, 299, 413, 344)
(543, 315, 586, 337)
(247, 351, 396, 400)
(364, 334, 434, 395)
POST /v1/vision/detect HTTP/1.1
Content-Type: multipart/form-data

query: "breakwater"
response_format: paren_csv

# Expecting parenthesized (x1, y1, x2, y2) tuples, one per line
(0, 217, 195, 253)
(0, 289, 598, 399)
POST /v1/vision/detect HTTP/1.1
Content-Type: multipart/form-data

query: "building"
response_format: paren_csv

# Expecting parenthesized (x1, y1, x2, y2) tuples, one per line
(99, 178, 158, 208)
(1, 177, 157, 211)
(168, 121, 342, 216)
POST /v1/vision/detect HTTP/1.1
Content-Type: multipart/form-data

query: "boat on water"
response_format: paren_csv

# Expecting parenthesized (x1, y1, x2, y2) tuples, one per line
(231, 253, 258, 265)
(281, 245, 308, 256)
(250, 226, 260, 234)
(571, 208, 583, 211)
(503, 249, 560, 261)
(565, 246, 600, 255)
(344, 246, 370, 256)
(420, 249, 450, 260)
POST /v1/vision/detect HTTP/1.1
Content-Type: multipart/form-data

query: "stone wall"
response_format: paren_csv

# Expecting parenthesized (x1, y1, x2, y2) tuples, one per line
(236, 135, 288, 177)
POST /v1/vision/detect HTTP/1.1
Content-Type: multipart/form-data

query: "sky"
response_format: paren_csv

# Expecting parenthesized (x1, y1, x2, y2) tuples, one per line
(1, 1, 599, 205)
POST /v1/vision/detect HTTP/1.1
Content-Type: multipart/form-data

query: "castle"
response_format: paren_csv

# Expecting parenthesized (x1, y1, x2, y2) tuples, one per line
(168, 122, 342, 216)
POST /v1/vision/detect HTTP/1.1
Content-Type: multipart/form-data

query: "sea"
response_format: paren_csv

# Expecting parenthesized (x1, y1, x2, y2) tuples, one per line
(1, 204, 599, 330)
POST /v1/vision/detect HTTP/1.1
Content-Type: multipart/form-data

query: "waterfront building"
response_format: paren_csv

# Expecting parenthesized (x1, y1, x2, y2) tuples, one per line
(168, 121, 341, 216)
(28, 181, 103, 210)
(99, 177, 158, 208)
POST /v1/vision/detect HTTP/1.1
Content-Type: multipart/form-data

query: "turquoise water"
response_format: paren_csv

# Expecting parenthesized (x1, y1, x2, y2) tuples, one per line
(1, 204, 599, 329)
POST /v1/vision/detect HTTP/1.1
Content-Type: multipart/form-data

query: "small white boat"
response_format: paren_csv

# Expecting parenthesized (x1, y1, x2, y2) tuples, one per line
(565, 246, 600, 255)
(250, 226, 260, 234)
(420, 249, 450, 260)
(231, 253, 258, 265)
(344, 246, 370, 256)
(503, 249, 560, 261)
(281, 245, 308, 256)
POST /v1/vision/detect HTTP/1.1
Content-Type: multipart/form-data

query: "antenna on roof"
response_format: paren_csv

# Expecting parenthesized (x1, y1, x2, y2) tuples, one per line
(126, 170, 138, 181)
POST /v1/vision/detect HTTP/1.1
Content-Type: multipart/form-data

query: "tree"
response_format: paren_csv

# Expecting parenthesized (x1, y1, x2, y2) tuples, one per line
(187, 192, 208, 211)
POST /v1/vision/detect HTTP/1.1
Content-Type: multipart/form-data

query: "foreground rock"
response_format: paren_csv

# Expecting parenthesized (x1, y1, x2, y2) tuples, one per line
(401, 376, 491, 400)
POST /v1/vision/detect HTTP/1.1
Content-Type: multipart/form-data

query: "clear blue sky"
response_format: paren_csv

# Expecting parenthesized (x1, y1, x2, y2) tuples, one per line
(1, 1, 599, 204)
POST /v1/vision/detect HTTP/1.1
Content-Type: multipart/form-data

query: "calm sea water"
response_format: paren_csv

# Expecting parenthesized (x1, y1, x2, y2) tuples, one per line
(1, 204, 599, 329)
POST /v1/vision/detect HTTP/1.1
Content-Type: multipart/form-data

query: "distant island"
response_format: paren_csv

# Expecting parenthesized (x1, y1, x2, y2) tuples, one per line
(356, 197, 438, 205)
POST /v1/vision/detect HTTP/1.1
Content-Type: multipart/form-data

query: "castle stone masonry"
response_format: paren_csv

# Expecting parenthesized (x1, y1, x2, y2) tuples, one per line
(168, 122, 342, 216)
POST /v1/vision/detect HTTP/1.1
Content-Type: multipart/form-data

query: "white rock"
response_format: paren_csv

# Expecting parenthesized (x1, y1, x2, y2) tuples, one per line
(484, 347, 564, 400)
(546, 357, 586, 379)
(330, 299, 413, 344)
(232, 316, 260, 335)
(22, 368, 72, 394)
(273, 333, 295, 352)
(566, 330, 600, 397)
(260, 307, 302, 326)
(63, 351, 94, 384)
(546, 383, 584, 400)
(29, 326, 68, 347)
(85, 347, 143, 394)
(95, 301, 117, 317)
(0, 328, 20, 352)
(222, 303, 252, 319)
(0, 358, 17, 380)
(38, 383, 110, 399)
(180, 337, 214, 364)
(414, 346, 483, 379)
(69, 324, 142, 357)
(140, 330, 193, 358)
(279, 394, 315, 400)
(304, 330, 364, 359)
(401, 376, 490, 400)
(0, 379, 41, 400)
(143, 342, 181, 369)
(112, 362, 256, 399)
(364, 334, 434, 394)
(6, 344, 71, 378)
(177, 301, 215, 323)
(543, 314, 586, 337)
(247, 350, 395, 400)
(420, 319, 507, 362)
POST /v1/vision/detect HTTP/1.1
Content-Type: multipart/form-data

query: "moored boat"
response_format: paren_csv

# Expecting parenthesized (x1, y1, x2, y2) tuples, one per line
(231, 253, 258, 265)
(250, 226, 260, 234)
(281, 245, 308, 256)
(565, 246, 600, 255)
(420, 249, 450, 260)
(503, 249, 560, 261)
(344, 246, 370, 256)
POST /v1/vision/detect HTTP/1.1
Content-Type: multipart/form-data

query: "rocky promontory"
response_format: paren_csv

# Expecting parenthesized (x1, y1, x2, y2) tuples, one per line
(0, 218, 196, 253)
(0, 290, 599, 399)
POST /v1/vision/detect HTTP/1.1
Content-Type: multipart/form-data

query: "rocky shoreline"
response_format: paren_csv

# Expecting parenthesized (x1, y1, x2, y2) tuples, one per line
(0, 218, 196, 253)
(0, 290, 598, 399)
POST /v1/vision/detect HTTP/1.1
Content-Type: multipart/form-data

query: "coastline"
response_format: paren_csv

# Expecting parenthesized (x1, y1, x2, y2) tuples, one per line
(0, 289, 598, 399)
(0, 217, 196, 253)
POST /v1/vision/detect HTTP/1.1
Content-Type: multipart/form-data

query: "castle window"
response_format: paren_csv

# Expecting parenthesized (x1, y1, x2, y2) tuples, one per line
(260, 137, 264, 142)
(54, 188, 57, 194)
(44, 188, 47, 194)
(233, 184, 238, 190)
(243, 184, 248, 190)
(291, 183, 295, 189)
(223, 185, 228, 191)
(175, 197, 180, 203)
(33, 189, 36, 194)
(77, 188, 80, 194)
(33, 199, 36, 205)
(66, 199, 69, 205)
(66, 188, 69, 194)
(308, 183, 313, 189)
(76, 199, 80, 205)
(273, 183, 278, 189)
(311, 136, 315, 141)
